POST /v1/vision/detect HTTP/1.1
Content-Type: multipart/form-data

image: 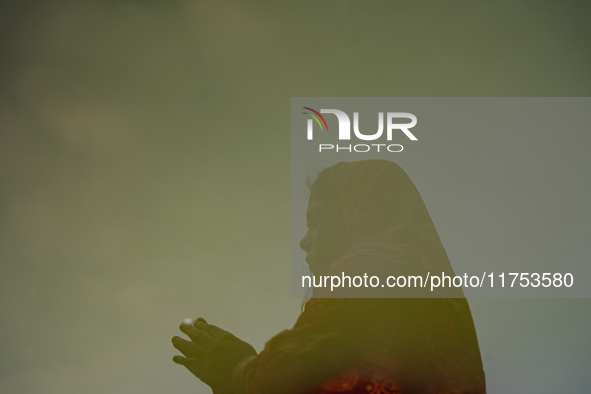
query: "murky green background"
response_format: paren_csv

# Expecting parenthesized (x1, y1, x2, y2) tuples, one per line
(1, 1, 590, 393)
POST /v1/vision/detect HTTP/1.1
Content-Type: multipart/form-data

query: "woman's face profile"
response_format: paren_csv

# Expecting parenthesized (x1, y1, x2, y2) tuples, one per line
(300, 189, 322, 269)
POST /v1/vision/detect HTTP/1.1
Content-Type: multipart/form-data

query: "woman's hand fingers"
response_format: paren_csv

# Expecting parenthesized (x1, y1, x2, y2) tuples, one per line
(172, 355, 215, 387)
(172, 354, 189, 365)
(179, 321, 214, 348)
(194, 321, 228, 339)
(172, 355, 206, 370)
(173, 318, 256, 394)
(172, 336, 205, 358)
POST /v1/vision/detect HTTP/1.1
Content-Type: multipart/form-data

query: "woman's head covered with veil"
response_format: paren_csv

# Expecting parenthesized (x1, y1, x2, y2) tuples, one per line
(301, 159, 462, 297)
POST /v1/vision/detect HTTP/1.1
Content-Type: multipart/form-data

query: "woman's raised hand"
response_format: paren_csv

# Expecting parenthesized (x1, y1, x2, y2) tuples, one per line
(172, 318, 257, 394)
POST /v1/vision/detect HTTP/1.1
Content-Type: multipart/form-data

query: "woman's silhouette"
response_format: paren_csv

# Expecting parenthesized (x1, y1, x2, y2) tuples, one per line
(172, 160, 486, 394)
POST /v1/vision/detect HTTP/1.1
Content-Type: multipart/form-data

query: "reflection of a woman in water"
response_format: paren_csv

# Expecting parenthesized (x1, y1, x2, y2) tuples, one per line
(172, 160, 486, 394)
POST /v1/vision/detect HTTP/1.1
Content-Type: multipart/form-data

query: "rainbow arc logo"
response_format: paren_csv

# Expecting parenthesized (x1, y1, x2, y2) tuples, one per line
(302, 107, 329, 131)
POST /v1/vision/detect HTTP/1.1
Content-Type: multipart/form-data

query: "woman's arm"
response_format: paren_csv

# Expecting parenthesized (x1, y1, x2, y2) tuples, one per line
(231, 298, 361, 394)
